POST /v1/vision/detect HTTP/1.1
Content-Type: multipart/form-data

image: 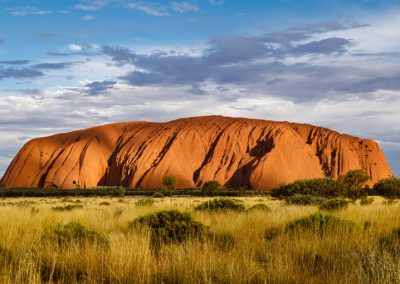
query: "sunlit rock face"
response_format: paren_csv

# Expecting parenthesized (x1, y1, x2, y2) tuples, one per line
(0, 116, 393, 190)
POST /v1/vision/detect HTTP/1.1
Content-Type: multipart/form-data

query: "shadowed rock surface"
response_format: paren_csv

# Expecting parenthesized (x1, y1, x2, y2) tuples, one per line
(0, 116, 394, 190)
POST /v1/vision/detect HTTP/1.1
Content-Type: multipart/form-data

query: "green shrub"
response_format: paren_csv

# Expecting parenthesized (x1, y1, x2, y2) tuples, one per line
(247, 203, 271, 212)
(285, 194, 327, 205)
(339, 169, 370, 199)
(194, 198, 245, 211)
(162, 176, 176, 191)
(319, 198, 349, 211)
(44, 222, 108, 247)
(383, 198, 398, 205)
(374, 177, 400, 198)
(118, 186, 126, 197)
(359, 196, 374, 206)
(52, 204, 83, 212)
(153, 192, 164, 198)
(272, 178, 345, 198)
(285, 213, 354, 236)
(207, 232, 235, 250)
(202, 180, 221, 195)
(135, 198, 155, 207)
(129, 210, 206, 246)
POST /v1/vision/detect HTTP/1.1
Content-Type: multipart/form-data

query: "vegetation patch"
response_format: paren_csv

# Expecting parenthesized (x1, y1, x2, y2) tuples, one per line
(194, 198, 245, 211)
(113, 207, 124, 218)
(0, 245, 13, 267)
(52, 204, 83, 212)
(40, 261, 86, 283)
(202, 180, 221, 195)
(207, 232, 235, 251)
(318, 198, 349, 211)
(152, 192, 164, 198)
(359, 196, 374, 206)
(99, 201, 110, 206)
(264, 227, 282, 242)
(384, 198, 398, 205)
(285, 213, 354, 236)
(135, 198, 155, 207)
(44, 222, 108, 247)
(285, 194, 327, 205)
(247, 203, 271, 212)
(129, 210, 206, 246)
(378, 227, 400, 257)
(373, 178, 400, 198)
(272, 178, 345, 198)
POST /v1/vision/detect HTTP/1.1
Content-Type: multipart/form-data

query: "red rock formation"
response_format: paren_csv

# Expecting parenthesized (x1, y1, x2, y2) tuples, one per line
(0, 116, 394, 190)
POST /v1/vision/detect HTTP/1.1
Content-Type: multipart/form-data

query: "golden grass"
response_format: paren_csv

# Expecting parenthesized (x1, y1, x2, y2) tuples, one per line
(0, 196, 399, 283)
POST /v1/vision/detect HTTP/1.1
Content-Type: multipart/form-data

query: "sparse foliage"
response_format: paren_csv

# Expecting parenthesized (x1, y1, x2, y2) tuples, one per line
(194, 198, 245, 211)
(373, 177, 400, 198)
(44, 222, 108, 247)
(202, 180, 221, 195)
(162, 176, 176, 191)
(319, 198, 349, 211)
(340, 170, 370, 199)
(129, 210, 206, 246)
(285, 194, 327, 205)
(272, 178, 346, 198)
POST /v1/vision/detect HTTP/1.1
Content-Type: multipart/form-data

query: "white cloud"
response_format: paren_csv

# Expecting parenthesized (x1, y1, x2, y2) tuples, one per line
(75, 0, 109, 11)
(208, 0, 225, 5)
(68, 44, 83, 52)
(315, 13, 400, 54)
(124, 2, 169, 16)
(5, 6, 51, 16)
(171, 2, 199, 13)
(83, 15, 95, 21)
(1, 14, 400, 177)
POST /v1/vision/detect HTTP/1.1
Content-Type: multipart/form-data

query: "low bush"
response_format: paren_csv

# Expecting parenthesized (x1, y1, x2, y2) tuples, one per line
(152, 192, 164, 198)
(285, 213, 354, 236)
(99, 201, 110, 206)
(383, 198, 398, 205)
(52, 204, 83, 212)
(285, 194, 327, 205)
(373, 177, 400, 198)
(247, 203, 271, 212)
(135, 198, 155, 207)
(272, 178, 345, 198)
(44, 222, 108, 247)
(202, 180, 221, 195)
(129, 210, 206, 246)
(339, 169, 370, 199)
(359, 196, 374, 206)
(118, 186, 126, 197)
(318, 198, 349, 211)
(194, 198, 245, 211)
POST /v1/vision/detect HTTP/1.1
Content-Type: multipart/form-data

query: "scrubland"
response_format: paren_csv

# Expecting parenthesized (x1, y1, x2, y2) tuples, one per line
(0, 196, 400, 283)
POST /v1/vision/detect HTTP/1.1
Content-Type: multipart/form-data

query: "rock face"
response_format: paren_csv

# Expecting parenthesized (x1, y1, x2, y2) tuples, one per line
(0, 116, 394, 190)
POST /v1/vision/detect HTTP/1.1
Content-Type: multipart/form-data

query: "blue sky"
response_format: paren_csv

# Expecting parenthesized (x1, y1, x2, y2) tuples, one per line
(0, 0, 400, 177)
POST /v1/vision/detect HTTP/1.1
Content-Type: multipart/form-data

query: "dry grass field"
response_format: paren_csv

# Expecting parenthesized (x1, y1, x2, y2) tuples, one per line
(0, 195, 399, 283)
